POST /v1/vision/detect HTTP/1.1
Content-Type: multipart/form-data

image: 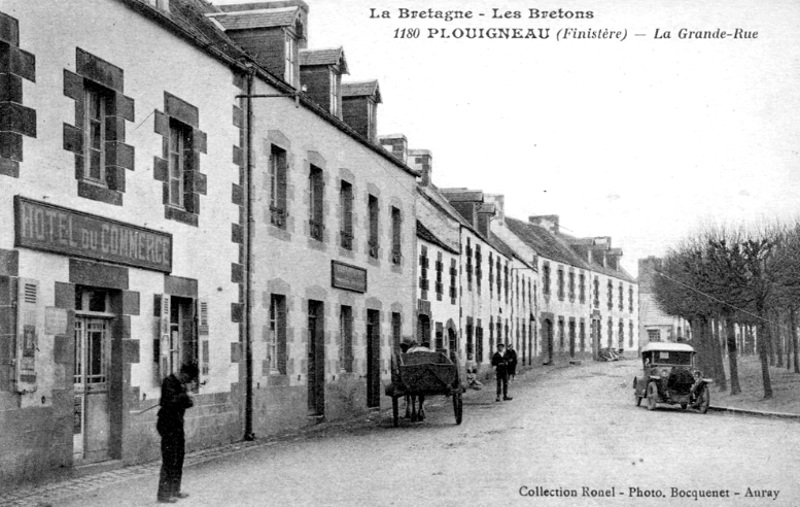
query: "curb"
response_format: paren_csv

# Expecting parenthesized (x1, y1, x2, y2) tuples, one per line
(709, 405, 800, 420)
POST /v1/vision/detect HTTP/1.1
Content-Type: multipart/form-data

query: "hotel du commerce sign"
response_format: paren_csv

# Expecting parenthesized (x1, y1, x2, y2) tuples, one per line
(14, 196, 173, 273)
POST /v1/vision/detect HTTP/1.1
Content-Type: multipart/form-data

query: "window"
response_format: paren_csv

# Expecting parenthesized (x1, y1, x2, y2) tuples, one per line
(284, 33, 297, 87)
(435, 322, 444, 350)
(330, 69, 340, 117)
(647, 329, 661, 342)
(557, 268, 565, 301)
(83, 86, 109, 184)
(504, 262, 509, 303)
(419, 246, 429, 300)
(496, 257, 502, 296)
(309, 165, 324, 241)
(629, 286, 634, 313)
(466, 323, 474, 355)
(368, 195, 379, 258)
(475, 245, 482, 293)
(269, 295, 287, 374)
(449, 259, 457, 304)
(435, 253, 444, 301)
(618, 319, 625, 350)
(168, 120, 192, 208)
(607, 280, 613, 311)
(391, 206, 401, 264)
(558, 318, 565, 350)
(579, 273, 586, 304)
(339, 181, 353, 249)
(465, 239, 473, 290)
(579, 320, 586, 352)
(618, 283, 624, 311)
(568, 271, 575, 302)
(542, 263, 551, 296)
(340, 305, 353, 372)
(270, 145, 288, 228)
(607, 317, 613, 347)
(593, 278, 600, 308)
(488, 253, 494, 297)
(392, 312, 402, 350)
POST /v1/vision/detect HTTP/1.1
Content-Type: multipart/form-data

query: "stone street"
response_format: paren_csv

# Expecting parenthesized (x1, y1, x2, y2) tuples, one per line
(6, 359, 794, 507)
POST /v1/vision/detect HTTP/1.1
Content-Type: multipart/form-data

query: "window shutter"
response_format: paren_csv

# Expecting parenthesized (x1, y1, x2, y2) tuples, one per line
(156, 294, 171, 380)
(15, 278, 39, 394)
(277, 157, 288, 211)
(198, 298, 209, 378)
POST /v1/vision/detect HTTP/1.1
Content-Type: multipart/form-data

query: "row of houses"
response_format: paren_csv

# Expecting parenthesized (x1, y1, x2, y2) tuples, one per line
(0, 0, 638, 485)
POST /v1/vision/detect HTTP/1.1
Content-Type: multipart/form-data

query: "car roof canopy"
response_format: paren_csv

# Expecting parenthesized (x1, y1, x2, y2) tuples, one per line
(641, 342, 695, 353)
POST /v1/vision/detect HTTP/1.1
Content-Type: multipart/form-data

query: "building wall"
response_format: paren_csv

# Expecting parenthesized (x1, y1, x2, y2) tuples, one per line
(249, 76, 417, 436)
(0, 0, 243, 483)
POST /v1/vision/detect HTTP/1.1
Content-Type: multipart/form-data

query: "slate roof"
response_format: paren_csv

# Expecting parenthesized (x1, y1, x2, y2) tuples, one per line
(206, 6, 300, 30)
(342, 80, 381, 102)
(505, 217, 636, 282)
(416, 221, 459, 255)
(300, 47, 344, 65)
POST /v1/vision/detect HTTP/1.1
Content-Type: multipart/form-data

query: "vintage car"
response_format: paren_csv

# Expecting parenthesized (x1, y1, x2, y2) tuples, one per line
(633, 342, 712, 413)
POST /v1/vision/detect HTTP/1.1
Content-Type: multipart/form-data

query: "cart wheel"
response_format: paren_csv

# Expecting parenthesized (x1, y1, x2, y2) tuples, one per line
(453, 390, 463, 425)
(696, 385, 710, 414)
(392, 396, 399, 427)
(646, 382, 658, 411)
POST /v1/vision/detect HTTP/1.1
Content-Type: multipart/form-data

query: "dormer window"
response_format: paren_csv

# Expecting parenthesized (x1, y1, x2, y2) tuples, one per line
(285, 33, 297, 87)
(330, 70, 340, 117)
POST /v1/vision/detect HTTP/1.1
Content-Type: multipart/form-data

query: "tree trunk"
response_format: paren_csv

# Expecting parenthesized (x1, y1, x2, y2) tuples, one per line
(710, 318, 727, 390)
(775, 310, 784, 368)
(757, 310, 773, 400)
(791, 309, 800, 374)
(725, 316, 741, 395)
(768, 312, 776, 366)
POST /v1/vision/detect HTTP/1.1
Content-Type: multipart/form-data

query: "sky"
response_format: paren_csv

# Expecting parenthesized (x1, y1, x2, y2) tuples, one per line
(213, 0, 800, 275)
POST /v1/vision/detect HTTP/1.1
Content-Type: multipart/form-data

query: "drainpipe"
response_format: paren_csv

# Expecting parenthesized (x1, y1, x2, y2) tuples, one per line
(243, 63, 256, 441)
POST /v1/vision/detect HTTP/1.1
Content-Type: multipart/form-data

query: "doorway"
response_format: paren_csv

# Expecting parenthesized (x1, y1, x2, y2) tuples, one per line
(307, 300, 325, 417)
(366, 309, 380, 408)
(544, 319, 554, 364)
(73, 287, 114, 464)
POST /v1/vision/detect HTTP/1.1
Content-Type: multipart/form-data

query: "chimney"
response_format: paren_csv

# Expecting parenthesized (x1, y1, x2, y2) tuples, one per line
(638, 256, 662, 293)
(484, 194, 505, 225)
(528, 215, 559, 234)
(379, 134, 408, 165)
(476, 203, 496, 238)
(408, 149, 432, 185)
(341, 80, 381, 142)
(606, 248, 623, 271)
(206, 1, 309, 90)
(300, 47, 348, 119)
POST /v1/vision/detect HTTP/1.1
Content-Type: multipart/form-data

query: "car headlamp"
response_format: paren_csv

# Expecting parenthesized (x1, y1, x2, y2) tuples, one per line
(660, 369, 669, 377)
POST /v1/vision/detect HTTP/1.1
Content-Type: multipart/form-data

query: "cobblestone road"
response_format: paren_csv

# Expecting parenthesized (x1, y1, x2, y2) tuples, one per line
(4, 360, 800, 507)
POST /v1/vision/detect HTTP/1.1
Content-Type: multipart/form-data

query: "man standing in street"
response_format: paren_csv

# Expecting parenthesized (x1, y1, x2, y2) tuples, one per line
(156, 363, 197, 503)
(491, 343, 513, 402)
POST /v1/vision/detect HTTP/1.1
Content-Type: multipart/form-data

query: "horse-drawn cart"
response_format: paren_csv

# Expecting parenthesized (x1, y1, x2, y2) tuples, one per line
(384, 350, 465, 427)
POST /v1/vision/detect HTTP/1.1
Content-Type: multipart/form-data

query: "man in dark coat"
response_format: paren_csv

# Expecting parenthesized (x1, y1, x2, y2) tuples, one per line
(491, 343, 513, 402)
(156, 363, 197, 503)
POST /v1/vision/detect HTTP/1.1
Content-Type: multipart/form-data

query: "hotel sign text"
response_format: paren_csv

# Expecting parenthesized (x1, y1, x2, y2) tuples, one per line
(331, 261, 367, 293)
(15, 196, 172, 272)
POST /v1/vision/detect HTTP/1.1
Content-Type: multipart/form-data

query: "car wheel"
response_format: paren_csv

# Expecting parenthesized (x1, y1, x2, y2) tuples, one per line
(646, 382, 658, 411)
(696, 385, 710, 414)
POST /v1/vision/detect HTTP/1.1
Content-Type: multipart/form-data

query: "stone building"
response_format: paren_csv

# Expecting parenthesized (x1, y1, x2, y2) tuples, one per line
(638, 256, 691, 347)
(0, 0, 246, 483)
(0, 0, 419, 485)
(492, 211, 639, 363)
